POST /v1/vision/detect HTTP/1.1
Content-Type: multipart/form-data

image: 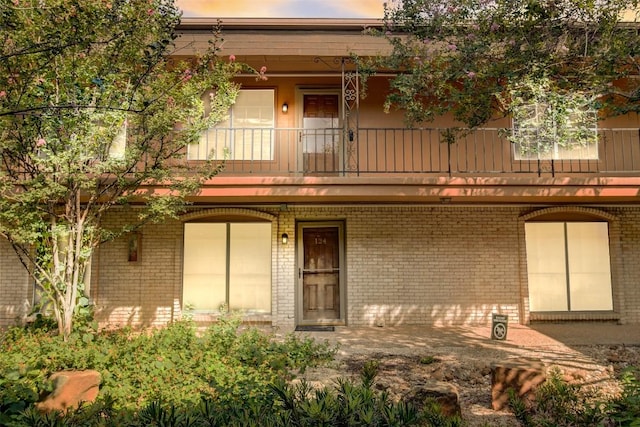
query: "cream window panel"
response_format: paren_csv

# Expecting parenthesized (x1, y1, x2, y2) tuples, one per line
(566, 222, 613, 311)
(108, 121, 127, 159)
(182, 223, 227, 312)
(512, 102, 598, 161)
(525, 221, 613, 312)
(229, 223, 272, 313)
(525, 222, 569, 311)
(183, 222, 272, 314)
(190, 89, 274, 161)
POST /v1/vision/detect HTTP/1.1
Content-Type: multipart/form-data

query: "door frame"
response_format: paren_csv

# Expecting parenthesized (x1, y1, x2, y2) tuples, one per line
(295, 87, 343, 173)
(296, 220, 346, 326)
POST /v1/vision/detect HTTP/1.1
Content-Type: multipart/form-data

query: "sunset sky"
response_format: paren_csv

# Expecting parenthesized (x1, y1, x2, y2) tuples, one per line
(177, 0, 386, 18)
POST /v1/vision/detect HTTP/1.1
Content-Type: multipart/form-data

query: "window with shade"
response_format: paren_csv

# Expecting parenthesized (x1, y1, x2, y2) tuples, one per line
(182, 222, 272, 313)
(524, 222, 613, 312)
(188, 89, 275, 161)
(512, 98, 598, 161)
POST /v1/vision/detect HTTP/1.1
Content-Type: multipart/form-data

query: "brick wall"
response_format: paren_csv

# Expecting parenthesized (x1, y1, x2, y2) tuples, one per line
(615, 207, 640, 324)
(92, 210, 183, 328)
(88, 204, 640, 330)
(274, 210, 296, 329)
(285, 206, 522, 327)
(0, 238, 31, 327)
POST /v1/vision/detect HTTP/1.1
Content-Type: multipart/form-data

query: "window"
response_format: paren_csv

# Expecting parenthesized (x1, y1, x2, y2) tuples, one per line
(525, 222, 613, 312)
(108, 120, 127, 159)
(73, 119, 126, 161)
(512, 95, 598, 161)
(189, 89, 275, 161)
(182, 222, 271, 313)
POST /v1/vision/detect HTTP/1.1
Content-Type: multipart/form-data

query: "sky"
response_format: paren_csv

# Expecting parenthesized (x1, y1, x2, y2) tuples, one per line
(177, 0, 386, 18)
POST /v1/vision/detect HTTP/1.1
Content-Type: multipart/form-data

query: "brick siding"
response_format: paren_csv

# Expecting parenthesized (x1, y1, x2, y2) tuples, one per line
(0, 239, 31, 327)
(5, 204, 640, 330)
(286, 206, 522, 327)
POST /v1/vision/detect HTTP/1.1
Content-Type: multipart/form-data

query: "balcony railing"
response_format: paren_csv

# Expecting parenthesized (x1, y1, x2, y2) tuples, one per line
(189, 127, 640, 177)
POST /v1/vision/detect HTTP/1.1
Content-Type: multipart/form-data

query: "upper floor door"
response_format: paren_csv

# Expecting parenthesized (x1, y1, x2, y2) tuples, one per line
(300, 92, 341, 174)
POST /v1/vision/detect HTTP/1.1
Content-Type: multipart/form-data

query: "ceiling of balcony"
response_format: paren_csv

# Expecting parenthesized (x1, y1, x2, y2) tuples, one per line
(176, 176, 640, 206)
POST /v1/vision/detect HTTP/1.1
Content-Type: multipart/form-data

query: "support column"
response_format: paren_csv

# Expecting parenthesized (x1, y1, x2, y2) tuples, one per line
(341, 58, 359, 175)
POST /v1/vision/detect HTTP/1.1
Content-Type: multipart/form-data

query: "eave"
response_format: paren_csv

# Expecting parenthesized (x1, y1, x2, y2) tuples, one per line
(137, 175, 640, 205)
(176, 17, 384, 31)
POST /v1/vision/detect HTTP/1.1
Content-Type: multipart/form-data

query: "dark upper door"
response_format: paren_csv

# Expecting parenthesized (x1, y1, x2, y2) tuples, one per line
(302, 94, 340, 173)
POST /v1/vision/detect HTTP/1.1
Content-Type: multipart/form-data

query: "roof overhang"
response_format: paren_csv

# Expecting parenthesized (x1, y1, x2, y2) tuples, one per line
(177, 17, 384, 31)
(134, 176, 640, 205)
(174, 17, 392, 60)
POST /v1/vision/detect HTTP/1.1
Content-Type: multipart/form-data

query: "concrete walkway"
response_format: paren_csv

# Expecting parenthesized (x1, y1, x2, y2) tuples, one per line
(291, 324, 640, 426)
(299, 323, 640, 352)
(296, 323, 640, 371)
(528, 323, 640, 346)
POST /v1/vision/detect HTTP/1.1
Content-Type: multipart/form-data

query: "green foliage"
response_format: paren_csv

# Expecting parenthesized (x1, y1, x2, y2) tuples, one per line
(270, 370, 434, 426)
(0, 320, 468, 426)
(367, 0, 640, 128)
(508, 388, 532, 426)
(0, 0, 241, 339)
(508, 368, 605, 426)
(268, 360, 461, 427)
(604, 368, 640, 426)
(419, 356, 440, 365)
(510, 367, 640, 427)
(5, 387, 460, 427)
(506, 76, 598, 157)
(13, 398, 131, 427)
(0, 318, 336, 424)
(420, 400, 464, 427)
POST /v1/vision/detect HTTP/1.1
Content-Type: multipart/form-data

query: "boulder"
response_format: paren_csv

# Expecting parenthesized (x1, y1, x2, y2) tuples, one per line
(491, 358, 546, 410)
(403, 380, 460, 417)
(36, 370, 101, 413)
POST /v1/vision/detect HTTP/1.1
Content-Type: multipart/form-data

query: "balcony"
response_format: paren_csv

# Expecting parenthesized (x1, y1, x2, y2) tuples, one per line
(189, 127, 640, 177)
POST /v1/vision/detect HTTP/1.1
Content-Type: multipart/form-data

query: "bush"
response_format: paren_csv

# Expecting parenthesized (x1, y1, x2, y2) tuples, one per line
(3, 360, 463, 427)
(0, 315, 336, 423)
(269, 359, 463, 427)
(509, 368, 605, 427)
(604, 368, 640, 426)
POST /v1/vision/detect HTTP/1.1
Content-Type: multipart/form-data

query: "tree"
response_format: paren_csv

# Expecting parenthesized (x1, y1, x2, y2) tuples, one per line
(367, 0, 640, 130)
(0, 0, 241, 340)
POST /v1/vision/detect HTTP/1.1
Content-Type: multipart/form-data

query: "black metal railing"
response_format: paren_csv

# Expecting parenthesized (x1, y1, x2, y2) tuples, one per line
(188, 127, 640, 177)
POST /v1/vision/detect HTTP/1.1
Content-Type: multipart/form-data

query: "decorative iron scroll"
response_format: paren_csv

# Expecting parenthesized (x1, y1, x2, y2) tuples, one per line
(341, 58, 359, 174)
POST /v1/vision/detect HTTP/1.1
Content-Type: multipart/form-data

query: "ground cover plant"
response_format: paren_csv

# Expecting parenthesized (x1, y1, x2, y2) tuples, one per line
(0, 316, 467, 427)
(0, 315, 336, 425)
(509, 367, 640, 426)
(5, 316, 640, 426)
(0, 329, 465, 427)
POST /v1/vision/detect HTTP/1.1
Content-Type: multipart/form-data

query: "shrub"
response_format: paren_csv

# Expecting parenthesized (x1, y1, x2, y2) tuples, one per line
(604, 368, 640, 426)
(419, 356, 440, 365)
(509, 368, 605, 427)
(0, 315, 336, 423)
(270, 359, 462, 427)
(4, 371, 464, 427)
(0, 322, 466, 426)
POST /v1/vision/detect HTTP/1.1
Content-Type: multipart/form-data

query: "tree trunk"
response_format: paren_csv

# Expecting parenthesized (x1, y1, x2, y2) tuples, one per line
(61, 305, 73, 341)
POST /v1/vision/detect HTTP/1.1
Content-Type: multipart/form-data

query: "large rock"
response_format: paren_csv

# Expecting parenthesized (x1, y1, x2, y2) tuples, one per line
(403, 380, 460, 417)
(491, 358, 546, 410)
(36, 370, 101, 413)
